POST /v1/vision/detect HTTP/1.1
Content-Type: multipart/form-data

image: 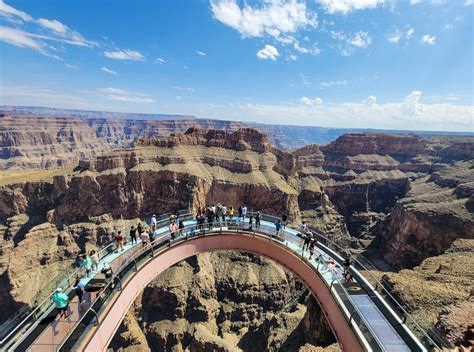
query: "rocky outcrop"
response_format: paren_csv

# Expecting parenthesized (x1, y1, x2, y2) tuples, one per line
(370, 161, 474, 268)
(374, 239, 474, 349)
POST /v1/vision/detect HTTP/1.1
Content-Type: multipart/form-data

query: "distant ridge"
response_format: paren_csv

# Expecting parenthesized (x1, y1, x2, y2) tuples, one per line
(0, 105, 196, 121)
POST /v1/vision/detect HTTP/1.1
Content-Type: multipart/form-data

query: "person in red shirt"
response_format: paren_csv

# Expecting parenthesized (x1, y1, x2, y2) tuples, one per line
(115, 231, 124, 252)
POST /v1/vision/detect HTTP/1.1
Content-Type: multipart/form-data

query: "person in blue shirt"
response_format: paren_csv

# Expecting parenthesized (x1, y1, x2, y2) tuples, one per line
(274, 219, 282, 237)
(52, 288, 70, 319)
(73, 275, 85, 303)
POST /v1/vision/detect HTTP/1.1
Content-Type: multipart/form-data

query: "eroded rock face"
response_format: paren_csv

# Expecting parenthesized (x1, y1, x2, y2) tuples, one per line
(108, 251, 337, 352)
(370, 161, 474, 269)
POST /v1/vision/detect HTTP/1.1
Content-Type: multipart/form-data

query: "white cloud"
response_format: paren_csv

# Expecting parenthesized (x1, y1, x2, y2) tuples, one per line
(97, 87, 154, 103)
(173, 86, 195, 91)
(37, 18, 68, 34)
(294, 42, 321, 55)
(210, 0, 316, 39)
(387, 29, 401, 44)
(155, 58, 165, 64)
(465, 0, 474, 5)
(101, 67, 118, 76)
(350, 31, 372, 48)
(410, 0, 422, 4)
(288, 54, 297, 61)
(0, 0, 32, 22)
(0, 26, 48, 56)
(401, 90, 423, 115)
(103, 49, 146, 61)
(421, 34, 436, 45)
(443, 23, 453, 31)
(362, 95, 377, 105)
(298, 73, 311, 86)
(65, 63, 78, 69)
(406, 27, 415, 39)
(257, 44, 279, 60)
(320, 80, 348, 88)
(317, 0, 384, 14)
(235, 93, 473, 131)
(300, 96, 323, 105)
(196, 50, 207, 56)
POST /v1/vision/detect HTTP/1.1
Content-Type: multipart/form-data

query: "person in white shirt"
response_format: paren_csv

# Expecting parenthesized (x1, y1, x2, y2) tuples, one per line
(242, 206, 247, 219)
(221, 205, 227, 221)
(300, 221, 308, 233)
(150, 214, 157, 231)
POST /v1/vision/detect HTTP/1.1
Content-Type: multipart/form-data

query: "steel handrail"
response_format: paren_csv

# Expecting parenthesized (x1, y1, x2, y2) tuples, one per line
(250, 211, 445, 349)
(0, 212, 187, 346)
(62, 222, 394, 352)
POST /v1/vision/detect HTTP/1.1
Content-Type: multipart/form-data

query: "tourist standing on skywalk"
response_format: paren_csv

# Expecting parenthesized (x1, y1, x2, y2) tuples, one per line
(150, 214, 157, 231)
(229, 206, 234, 221)
(115, 231, 124, 252)
(169, 221, 178, 239)
(73, 276, 85, 303)
(274, 219, 282, 237)
(52, 288, 71, 320)
(80, 254, 92, 277)
(90, 250, 99, 271)
(129, 225, 138, 245)
(255, 211, 261, 229)
(281, 212, 288, 228)
(242, 205, 247, 219)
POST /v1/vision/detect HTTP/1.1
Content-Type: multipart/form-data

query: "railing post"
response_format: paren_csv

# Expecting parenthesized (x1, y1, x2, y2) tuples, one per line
(91, 308, 99, 326)
(133, 259, 138, 272)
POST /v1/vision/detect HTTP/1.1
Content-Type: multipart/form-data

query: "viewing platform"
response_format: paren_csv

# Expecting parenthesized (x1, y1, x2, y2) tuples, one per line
(0, 212, 446, 352)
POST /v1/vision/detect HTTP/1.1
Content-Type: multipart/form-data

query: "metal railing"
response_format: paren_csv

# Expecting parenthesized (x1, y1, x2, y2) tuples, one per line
(4, 211, 445, 351)
(58, 218, 422, 352)
(0, 212, 185, 349)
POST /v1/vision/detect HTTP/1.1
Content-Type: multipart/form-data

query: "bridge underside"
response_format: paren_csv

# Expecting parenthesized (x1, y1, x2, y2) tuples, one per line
(78, 232, 363, 351)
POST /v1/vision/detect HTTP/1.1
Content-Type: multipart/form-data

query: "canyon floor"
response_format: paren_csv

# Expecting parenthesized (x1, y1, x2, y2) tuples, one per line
(0, 114, 473, 350)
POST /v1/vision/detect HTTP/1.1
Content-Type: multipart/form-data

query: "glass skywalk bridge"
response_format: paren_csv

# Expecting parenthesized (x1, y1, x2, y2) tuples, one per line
(0, 212, 448, 352)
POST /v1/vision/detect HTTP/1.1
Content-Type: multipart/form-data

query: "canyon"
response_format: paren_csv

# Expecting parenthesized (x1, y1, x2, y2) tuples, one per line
(0, 114, 473, 350)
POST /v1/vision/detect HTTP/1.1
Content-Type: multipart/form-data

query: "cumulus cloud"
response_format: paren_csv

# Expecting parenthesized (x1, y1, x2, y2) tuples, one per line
(97, 87, 154, 103)
(317, 0, 385, 14)
(101, 67, 118, 76)
(421, 34, 436, 45)
(210, 0, 316, 39)
(196, 50, 207, 56)
(300, 96, 323, 105)
(103, 49, 146, 61)
(362, 95, 377, 105)
(257, 44, 279, 60)
(402, 90, 423, 115)
(387, 29, 401, 44)
(406, 27, 415, 39)
(287, 54, 298, 61)
(350, 31, 372, 48)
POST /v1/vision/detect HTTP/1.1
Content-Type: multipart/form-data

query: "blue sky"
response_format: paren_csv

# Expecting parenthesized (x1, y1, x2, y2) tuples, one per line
(0, 0, 472, 131)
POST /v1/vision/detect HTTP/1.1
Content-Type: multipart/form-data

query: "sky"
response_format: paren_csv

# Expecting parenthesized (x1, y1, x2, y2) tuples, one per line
(0, 0, 473, 132)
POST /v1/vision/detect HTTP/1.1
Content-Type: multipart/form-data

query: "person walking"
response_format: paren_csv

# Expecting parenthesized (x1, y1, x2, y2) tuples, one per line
(248, 215, 254, 231)
(255, 211, 261, 229)
(101, 262, 113, 279)
(221, 205, 227, 222)
(169, 221, 178, 240)
(302, 233, 311, 252)
(73, 275, 85, 303)
(178, 220, 185, 235)
(238, 206, 242, 219)
(343, 257, 352, 282)
(137, 222, 143, 236)
(139, 229, 150, 247)
(150, 214, 157, 232)
(52, 288, 71, 320)
(229, 206, 234, 222)
(274, 219, 282, 238)
(129, 225, 138, 245)
(115, 231, 124, 252)
(90, 250, 99, 271)
(80, 254, 92, 277)
(242, 205, 247, 219)
(281, 213, 288, 228)
(308, 238, 316, 259)
(300, 221, 308, 233)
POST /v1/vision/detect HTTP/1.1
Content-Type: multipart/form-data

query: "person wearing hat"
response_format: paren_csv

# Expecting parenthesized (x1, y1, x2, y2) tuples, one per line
(150, 214, 157, 232)
(52, 287, 71, 320)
